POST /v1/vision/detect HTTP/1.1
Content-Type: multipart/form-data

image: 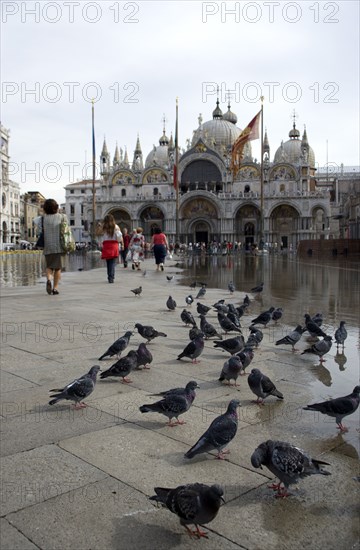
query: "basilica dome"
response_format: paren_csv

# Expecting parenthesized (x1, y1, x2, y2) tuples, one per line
(192, 100, 252, 159)
(145, 130, 172, 169)
(274, 123, 315, 167)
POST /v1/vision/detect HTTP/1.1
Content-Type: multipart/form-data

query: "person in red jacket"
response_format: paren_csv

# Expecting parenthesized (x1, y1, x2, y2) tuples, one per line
(151, 227, 169, 271)
(96, 215, 123, 283)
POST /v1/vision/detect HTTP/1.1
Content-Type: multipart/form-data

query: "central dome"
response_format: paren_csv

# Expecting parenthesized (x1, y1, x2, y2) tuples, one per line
(192, 101, 252, 158)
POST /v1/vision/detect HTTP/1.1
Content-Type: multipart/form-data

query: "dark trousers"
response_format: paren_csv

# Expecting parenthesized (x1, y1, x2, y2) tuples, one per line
(106, 258, 116, 282)
(121, 248, 129, 267)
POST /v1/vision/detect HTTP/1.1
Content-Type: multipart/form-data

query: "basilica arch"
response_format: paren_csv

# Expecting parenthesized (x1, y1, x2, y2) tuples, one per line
(269, 204, 300, 249)
(138, 205, 165, 235)
(234, 204, 261, 245)
(180, 159, 222, 193)
(107, 208, 132, 231)
(180, 196, 220, 243)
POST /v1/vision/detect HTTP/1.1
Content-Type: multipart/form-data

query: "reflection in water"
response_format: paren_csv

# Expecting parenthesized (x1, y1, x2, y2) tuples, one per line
(334, 351, 347, 371)
(0, 251, 103, 288)
(309, 363, 333, 387)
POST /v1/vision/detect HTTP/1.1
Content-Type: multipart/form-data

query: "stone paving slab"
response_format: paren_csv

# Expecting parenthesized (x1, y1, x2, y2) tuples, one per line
(6, 478, 241, 550)
(0, 444, 108, 516)
(0, 518, 39, 550)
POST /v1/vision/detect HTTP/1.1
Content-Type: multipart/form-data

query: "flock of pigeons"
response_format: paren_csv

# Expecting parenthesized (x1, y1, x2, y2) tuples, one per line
(48, 279, 359, 539)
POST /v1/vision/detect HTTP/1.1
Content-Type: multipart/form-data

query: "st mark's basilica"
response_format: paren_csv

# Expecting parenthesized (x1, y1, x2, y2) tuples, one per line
(66, 99, 335, 249)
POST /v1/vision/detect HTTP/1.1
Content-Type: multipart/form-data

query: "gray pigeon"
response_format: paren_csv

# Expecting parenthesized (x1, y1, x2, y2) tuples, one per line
(303, 314, 327, 339)
(303, 385, 360, 432)
(197, 302, 211, 316)
(218, 312, 242, 334)
(177, 334, 204, 363)
(227, 311, 241, 329)
(49, 365, 100, 409)
(248, 368, 284, 404)
(149, 483, 224, 539)
(219, 356, 243, 386)
(99, 350, 138, 383)
(135, 343, 153, 369)
(131, 286, 142, 297)
(185, 294, 194, 306)
(275, 325, 303, 351)
(334, 321, 347, 348)
(199, 315, 222, 340)
(213, 335, 245, 355)
(98, 330, 133, 360)
(195, 287, 206, 300)
(228, 281, 235, 294)
(301, 335, 333, 362)
(272, 307, 283, 324)
(247, 327, 263, 347)
(135, 323, 167, 343)
(180, 309, 197, 327)
(250, 282, 264, 294)
(140, 382, 199, 426)
(250, 307, 275, 328)
(166, 295, 177, 311)
(236, 346, 254, 375)
(189, 326, 203, 341)
(185, 399, 240, 459)
(236, 304, 248, 318)
(251, 439, 331, 498)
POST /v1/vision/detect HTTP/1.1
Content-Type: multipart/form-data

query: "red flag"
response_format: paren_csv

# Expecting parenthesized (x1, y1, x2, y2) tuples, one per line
(173, 164, 177, 189)
(231, 110, 261, 178)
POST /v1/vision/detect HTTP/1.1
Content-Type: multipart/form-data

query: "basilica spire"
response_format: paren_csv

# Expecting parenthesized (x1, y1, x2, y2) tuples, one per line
(132, 134, 143, 171)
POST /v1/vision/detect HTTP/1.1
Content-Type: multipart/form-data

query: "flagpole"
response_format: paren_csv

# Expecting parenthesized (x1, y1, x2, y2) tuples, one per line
(175, 97, 179, 243)
(260, 96, 264, 248)
(91, 100, 96, 247)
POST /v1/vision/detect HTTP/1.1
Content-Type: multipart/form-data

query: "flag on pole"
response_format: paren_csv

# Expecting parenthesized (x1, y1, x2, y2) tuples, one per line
(231, 110, 261, 178)
(92, 100, 96, 160)
(174, 98, 179, 189)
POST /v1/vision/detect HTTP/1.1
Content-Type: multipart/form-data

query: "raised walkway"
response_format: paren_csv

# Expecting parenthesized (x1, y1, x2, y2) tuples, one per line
(1, 258, 359, 550)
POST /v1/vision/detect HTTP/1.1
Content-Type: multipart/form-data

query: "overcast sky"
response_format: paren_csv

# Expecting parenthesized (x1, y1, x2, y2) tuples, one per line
(2, 0, 359, 204)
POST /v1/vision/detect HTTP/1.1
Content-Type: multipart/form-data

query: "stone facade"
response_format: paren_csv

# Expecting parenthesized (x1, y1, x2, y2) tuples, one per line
(0, 124, 21, 248)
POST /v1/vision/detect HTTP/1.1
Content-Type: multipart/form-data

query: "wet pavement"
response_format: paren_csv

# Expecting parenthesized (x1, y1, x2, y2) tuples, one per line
(0, 254, 359, 549)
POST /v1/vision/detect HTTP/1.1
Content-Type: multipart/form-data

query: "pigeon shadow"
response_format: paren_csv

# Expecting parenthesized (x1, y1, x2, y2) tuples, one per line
(112, 515, 182, 549)
(334, 351, 347, 371)
(309, 363, 332, 387)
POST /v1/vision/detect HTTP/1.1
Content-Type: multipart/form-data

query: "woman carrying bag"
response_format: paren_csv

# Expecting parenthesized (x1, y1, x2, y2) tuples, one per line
(96, 214, 123, 283)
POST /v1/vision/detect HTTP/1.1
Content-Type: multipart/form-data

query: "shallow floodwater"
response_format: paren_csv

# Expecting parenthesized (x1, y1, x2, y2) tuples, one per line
(1, 250, 359, 398)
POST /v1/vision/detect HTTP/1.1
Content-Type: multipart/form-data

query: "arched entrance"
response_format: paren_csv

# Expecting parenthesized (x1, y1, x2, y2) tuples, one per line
(181, 197, 219, 244)
(190, 220, 212, 245)
(109, 209, 131, 232)
(270, 204, 300, 249)
(235, 204, 261, 245)
(139, 205, 164, 236)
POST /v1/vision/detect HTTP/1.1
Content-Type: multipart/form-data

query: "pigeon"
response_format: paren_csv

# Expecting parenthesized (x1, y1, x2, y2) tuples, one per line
(247, 327, 263, 347)
(248, 368, 284, 404)
(218, 312, 242, 334)
(195, 287, 206, 300)
(213, 335, 245, 355)
(135, 343, 153, 369)
(236, 346, 254, 375)
(251, 440, 331, 498)
(228, 281, 235, 294)
(177, 334, 204, 363)
(149, 483, 224, 539)
(131, 286, 142, 297)
(219, 355, 243, 386)
(303, 314, 327, 339)
(250, 307, 275, 328)
(166, 295, 177, 311)
(151, 380, 200, 399)
(180, 309, 196, 327)
(140, 381, 199, 426)
(213, 299, 225, 307)
(189, 281, 197, 289)
(166, 275, 174, 282)
(135, 323, 167, 343)
(98, 331, 133, 360)
(236, 304, 248, 318)
(243, 294, 251, 306)
(185, 295, 194, 306)
(275, 325, 303, 352)
(301, 335, 333, 362)
(272, 307, 283, 324)
(334, 321, 347, 348)
(198, 282, 208, 288)
(251, 282, 264, 294)
(213, 303, 229, 314)
(189, 325, 203, 341)
(303, 385, 360, 432)
(99, 350, 138, 383)
(185, 399, 240, 459)
(312, 312, 324, 327)
(49, 366, 100, 409)
(196, 302, 211, 316)
(199, 315, 222, 340)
